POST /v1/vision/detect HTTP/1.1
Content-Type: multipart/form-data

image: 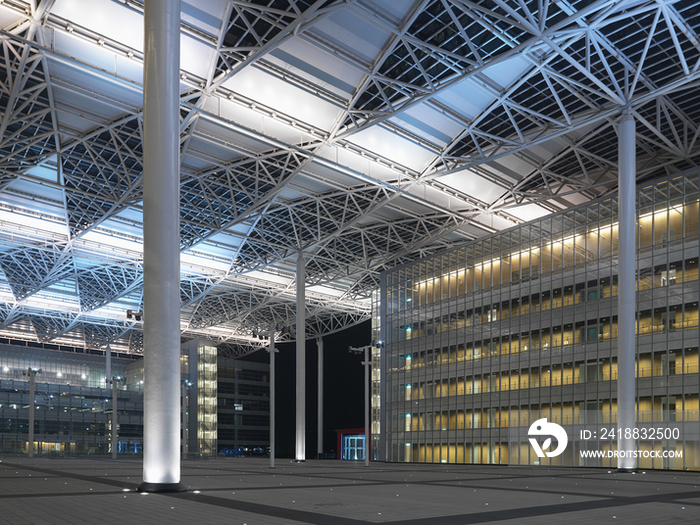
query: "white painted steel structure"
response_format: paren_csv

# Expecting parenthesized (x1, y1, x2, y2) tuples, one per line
(268, 328, 278, 468)
(139, 0, 184, 491)
(296, 252, 306, 460)
(616, 112, 637, 471)
(317, 335, 323, 457)
(25, 367, 39, 457)
(0, 1, 699, 357)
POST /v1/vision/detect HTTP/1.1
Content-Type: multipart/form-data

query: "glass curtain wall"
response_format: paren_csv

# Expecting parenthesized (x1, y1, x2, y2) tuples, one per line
(376, 170, 700, 470)
(0, 346, 143, 456)
(371, 289, 382, 460)
(197, 341, 218, 455)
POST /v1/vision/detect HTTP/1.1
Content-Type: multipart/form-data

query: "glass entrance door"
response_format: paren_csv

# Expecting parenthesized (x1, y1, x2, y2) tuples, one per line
(341, 434, 365, 460)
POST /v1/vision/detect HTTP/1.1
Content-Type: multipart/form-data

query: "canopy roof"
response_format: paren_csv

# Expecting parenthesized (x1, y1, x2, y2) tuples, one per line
(0, 0, 699, 356)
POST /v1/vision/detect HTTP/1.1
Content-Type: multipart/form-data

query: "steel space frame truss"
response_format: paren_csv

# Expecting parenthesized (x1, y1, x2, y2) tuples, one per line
(0, 0, 698, 356)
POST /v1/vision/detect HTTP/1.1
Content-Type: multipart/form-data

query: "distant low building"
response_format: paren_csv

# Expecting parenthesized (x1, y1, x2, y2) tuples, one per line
(0, 339, 269, 457)
(0, 343, 141, 456)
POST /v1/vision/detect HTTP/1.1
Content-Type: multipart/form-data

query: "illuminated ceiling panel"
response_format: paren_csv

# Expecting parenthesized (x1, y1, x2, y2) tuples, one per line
(0, 0, 699, 358)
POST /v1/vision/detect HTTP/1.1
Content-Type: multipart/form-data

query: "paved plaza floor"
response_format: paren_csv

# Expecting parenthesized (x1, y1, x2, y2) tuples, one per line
(0, 457, 697, 525)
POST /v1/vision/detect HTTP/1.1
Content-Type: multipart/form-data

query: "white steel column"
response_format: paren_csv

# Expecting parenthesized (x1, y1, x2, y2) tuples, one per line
(26, 369, 39, 458)
(106, 344, 112, 456)
(139, 0, 184, 492)
(269, 330, 277, 468)
(181, 383, 186, 458)
(296, 254, 306, 461)
(379, 273, 388, 462)
(363, 346, 370, 467)
(28, 371, 34, 458)
(317, 337, 323, 458)
(111, 378, 118, 459)
(105, 345, 111, 384)
(617, 112, 637, 471)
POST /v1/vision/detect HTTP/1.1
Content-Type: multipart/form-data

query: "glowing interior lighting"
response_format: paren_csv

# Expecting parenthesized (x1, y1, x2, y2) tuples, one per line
(409, 201, 695, 291)
(637, 203, 688, 221)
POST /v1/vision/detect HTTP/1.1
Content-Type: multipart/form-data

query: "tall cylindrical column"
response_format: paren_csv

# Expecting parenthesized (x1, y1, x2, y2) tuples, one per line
(617, 112, 636, 471)
(112, 379, 118, 459)
(105, 345, 111, 384)
(28, 369, 35, 458)
(317, 337, 323, 458)
(364, 347, 370, 467)
(379, 273, 388, 462)
(106, 345, 112, 457)
(296, 254, 306, 461)
(139, 0, 184, 492)
(269, 331, 276, 468)
(181, 382, 187, 458)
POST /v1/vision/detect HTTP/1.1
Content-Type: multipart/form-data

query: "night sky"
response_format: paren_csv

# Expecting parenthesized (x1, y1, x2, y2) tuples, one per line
(242, 319, 372, 458)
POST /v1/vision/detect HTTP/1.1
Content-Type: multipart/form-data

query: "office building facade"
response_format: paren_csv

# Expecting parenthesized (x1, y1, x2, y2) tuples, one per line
(0, 344, 142, 455)
(376, 170, 700, 470)
(0, 340, 269, 457)
(217, 357, 270, 453)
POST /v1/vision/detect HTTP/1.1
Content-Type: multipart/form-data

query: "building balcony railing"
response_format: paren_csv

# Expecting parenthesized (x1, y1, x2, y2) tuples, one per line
(391, 317, 698, 373)
(398, 363, 699, 400)
(402, 410, 700, 432)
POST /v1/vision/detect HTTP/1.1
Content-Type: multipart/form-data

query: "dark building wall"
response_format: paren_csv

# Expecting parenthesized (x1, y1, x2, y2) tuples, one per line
(217, 356, 270, 452)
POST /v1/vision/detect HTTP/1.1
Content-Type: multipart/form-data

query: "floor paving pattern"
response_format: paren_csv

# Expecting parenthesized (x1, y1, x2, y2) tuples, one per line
(0, 457, 697, 524)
